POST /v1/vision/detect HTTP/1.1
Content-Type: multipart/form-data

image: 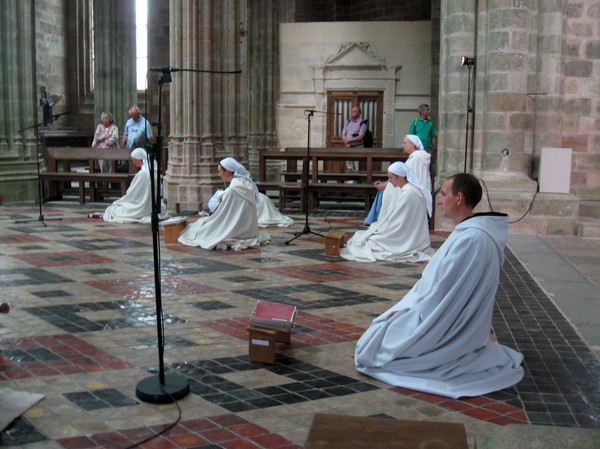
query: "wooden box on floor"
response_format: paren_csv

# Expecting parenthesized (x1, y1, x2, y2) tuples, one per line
(324, 230, 345, 256)
(247, 325, 291, 364)
(162, 218, 187, 243)
(304, 413, 468, 449)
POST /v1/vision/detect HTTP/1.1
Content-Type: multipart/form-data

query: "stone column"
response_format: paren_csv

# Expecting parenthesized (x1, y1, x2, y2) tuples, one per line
(246, 0, 280, 175)
(0, 0, 38, 201)
(528, 2, 565, 178)
(438, 1, 577, 234)
(475, 2, 532, 175)
(440, 0, 533, 176)
(164, 0, 247, 211)
(93, 0, 137, 135)
(438, 0, 476, 176)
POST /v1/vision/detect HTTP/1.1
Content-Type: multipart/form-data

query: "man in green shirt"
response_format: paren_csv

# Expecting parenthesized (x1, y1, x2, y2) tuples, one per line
(409, 104, 437, 153)
(409, 104, 438, 174)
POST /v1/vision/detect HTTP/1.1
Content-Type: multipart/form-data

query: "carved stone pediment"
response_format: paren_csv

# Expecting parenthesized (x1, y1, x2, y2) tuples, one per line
(323, 42, 386, 69)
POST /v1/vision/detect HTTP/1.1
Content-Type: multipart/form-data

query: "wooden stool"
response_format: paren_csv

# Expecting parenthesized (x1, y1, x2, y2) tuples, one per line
(305, 413, 468, 449)
(247, 325, 291, 364)
(161, 217, 187, 243)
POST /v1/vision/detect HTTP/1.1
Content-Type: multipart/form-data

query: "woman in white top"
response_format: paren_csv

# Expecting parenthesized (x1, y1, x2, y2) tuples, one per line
(92, 112, 119, 173)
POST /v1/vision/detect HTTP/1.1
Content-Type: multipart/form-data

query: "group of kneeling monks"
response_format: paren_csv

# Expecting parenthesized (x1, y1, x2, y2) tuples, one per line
(100, 137, 524, 399)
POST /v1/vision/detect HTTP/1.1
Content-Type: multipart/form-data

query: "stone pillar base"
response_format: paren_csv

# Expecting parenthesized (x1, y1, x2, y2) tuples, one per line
(434, 172, 579, 235)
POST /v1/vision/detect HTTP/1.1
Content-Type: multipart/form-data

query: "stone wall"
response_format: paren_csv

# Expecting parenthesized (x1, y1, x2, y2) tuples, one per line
(36, 0, 69, 125)
(293, 0, 431, 22)
(563, 1, 600, 200)
(278, 22, 432, 153)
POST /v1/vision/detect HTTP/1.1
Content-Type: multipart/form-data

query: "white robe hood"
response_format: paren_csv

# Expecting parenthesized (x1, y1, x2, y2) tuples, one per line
(406, 150, 432, 193)
(355, 213, 524, 398)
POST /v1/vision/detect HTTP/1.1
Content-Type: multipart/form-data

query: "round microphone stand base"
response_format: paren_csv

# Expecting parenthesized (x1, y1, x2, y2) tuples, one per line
(135, 373, 190, 404)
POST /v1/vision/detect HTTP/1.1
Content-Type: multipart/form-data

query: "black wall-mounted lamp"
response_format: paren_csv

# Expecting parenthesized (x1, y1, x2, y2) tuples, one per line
(461, 56, 475, 67)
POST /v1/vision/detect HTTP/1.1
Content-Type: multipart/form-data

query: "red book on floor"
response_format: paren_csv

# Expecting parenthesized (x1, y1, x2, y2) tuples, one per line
(250, 300, 296, 332)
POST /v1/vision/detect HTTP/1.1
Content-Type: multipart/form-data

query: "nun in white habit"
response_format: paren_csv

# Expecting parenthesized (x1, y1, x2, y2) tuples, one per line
(341, 162, 434, 263)
(178, 157, 271, 250)
(364, 134, 431, 225)
(103, 148, 167, 223)
(200, 163, 293, 228)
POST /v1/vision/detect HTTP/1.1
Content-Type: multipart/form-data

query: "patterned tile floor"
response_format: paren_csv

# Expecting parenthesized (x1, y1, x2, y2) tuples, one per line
(0, 202, 599, 448)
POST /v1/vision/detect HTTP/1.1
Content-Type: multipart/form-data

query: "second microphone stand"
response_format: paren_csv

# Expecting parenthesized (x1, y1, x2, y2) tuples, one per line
(135, 72, 189, 404)
(286, 110, 324, 245)
(16, 116, 66, 226)
(463, 60, 474, 173)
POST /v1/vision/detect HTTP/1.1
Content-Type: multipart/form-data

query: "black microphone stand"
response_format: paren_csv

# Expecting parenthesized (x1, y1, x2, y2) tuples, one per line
(135, 70, 189, 404)
(285, 110, 325, 245)
(135, 66, 240, 404)
(15, 116, 66, 225)
(463, 60, 475, 173)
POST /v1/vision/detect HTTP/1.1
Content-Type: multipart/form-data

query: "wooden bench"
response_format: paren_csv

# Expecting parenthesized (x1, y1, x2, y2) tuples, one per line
(278, 182, 376, 212)
(281, 171, 387, 183)
(41, 147, 136, 204)
(309, 182, 376, 211)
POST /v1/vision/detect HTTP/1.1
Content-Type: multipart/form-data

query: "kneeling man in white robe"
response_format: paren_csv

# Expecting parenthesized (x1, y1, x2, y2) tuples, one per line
(355, 173, 524, 398)
(178, 157, 270, 250)
(103, 148, 167, 223)
(341, 162, 434, 263)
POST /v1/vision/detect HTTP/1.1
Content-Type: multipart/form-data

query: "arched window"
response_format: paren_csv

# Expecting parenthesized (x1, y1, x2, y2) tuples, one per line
(136, 0, 148, 90)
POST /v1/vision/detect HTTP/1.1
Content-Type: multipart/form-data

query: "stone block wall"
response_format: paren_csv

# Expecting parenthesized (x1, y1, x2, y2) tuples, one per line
(562, 1, 600, 200)
(293, 0, 431, 22)
(35, 0, 69, 125)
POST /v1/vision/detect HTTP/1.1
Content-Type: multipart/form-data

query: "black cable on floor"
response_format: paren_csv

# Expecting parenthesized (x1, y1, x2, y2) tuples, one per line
(122, 388, 183, 449)
(479, 177, 539, 224)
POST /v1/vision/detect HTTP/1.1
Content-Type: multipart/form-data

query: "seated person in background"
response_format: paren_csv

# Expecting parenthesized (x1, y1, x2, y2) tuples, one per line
(341, 162, 433, 263)
(364, 134, 431, 225)
(91, 111, 119, 173)
(103, 145, 167, 223)
(355, 173, 524, 398)
(178, 157, 271, 250)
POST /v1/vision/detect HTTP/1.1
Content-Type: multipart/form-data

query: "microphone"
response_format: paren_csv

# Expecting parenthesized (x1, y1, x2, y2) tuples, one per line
(304, 109, 342, 115)
(148, 66, 182, 73)
(52, 111, 70, 120)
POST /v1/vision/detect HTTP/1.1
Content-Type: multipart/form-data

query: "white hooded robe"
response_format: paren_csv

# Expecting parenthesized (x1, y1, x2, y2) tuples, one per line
(406, 149, 431, 192)
(341, 183, 433, 263)
(178, 177, 269, 250)
(103, 156, 166, 223)
(257, 193, 294, 227)
(355, 213, 524, 398)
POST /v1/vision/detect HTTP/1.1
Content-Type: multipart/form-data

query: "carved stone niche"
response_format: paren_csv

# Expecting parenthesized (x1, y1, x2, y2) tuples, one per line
(312, 42, 400, 147)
